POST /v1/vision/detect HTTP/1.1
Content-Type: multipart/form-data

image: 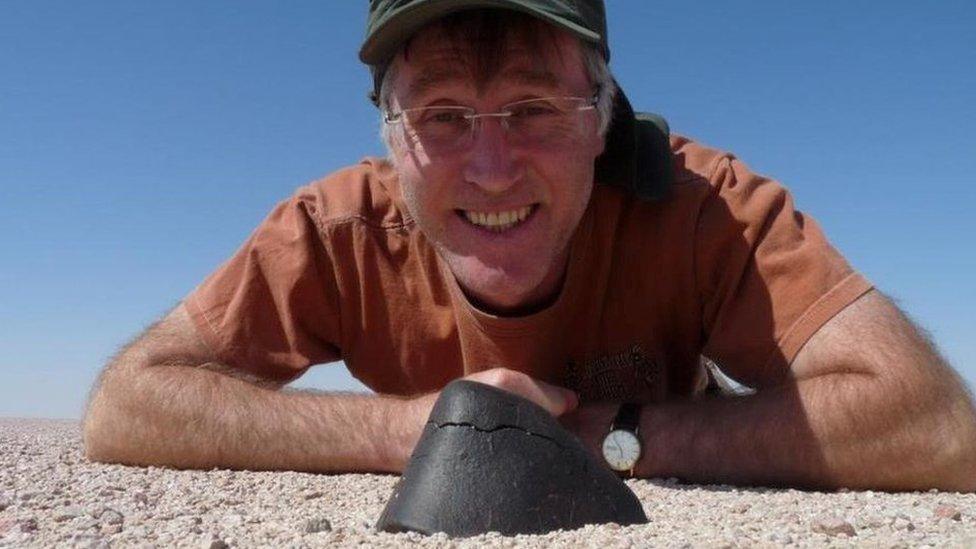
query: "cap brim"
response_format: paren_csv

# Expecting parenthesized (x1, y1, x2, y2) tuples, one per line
(359, 0, 602, 65)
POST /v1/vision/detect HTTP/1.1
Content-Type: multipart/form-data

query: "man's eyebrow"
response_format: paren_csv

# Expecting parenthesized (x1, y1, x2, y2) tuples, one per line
(407, 66, 468, 100)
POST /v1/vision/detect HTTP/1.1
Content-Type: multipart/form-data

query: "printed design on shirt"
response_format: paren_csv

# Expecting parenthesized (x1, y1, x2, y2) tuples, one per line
(565, 344, 660, 402)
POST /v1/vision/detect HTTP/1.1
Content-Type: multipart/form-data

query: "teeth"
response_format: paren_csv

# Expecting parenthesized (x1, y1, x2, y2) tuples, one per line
(463, 206, 534, 231)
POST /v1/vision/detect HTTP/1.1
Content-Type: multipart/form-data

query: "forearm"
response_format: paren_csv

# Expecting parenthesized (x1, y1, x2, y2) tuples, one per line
(633, 291, 976, 491)
(639, 372, 976, 490)
(84, 356, 431, 473)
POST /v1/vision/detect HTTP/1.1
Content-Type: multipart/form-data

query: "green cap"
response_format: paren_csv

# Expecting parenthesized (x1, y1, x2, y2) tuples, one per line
(360, 0, 609, 67)
(359, 0, 672, 201)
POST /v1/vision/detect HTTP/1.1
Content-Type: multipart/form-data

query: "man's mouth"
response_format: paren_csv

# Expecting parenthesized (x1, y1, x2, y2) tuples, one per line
(458, 205, 537, 233)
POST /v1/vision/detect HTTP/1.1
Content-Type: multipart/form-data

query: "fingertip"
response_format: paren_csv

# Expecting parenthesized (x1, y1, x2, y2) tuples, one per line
(563, 389, 580, 414)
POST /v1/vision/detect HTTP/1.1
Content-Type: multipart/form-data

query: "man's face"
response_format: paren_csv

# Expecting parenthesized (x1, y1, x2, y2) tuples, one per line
(386, 25, 605, 314)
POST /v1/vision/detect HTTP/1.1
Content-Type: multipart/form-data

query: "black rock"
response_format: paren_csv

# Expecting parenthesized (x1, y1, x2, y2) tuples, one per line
(376, 380, 648, 537)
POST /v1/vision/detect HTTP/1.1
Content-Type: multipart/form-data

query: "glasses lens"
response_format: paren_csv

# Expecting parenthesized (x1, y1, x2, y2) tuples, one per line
(505, 98, 588, 145)
(403, 107, 471, 151)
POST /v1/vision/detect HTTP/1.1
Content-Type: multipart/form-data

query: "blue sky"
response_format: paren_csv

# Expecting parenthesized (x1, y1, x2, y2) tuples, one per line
(1, 2, 974, 419)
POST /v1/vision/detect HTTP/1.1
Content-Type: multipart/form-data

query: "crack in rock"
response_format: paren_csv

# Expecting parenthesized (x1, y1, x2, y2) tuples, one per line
(428, 421, 571, 451)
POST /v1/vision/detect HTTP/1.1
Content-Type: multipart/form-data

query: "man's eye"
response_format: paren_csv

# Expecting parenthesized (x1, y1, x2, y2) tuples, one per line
(424, 110, 465, 124)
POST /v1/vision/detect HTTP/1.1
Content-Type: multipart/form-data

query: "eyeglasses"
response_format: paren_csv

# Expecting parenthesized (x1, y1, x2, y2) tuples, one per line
(384, 92, 599, 153)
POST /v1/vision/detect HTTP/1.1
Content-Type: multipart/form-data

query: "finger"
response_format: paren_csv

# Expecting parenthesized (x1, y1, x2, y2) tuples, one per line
(500, 375, 579, 416)
(531, 380, 578, 416)
(464, 368, 578, 416)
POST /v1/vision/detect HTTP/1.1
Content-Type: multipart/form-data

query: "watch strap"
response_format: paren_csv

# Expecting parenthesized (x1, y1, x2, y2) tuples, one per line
(611, 402, 641, 433)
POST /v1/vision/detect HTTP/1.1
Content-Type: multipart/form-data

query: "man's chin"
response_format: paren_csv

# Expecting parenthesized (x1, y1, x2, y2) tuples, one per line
(445, 256, 557, 314)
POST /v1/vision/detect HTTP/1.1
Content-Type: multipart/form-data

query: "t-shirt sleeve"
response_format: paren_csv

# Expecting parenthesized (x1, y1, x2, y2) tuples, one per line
(695, 156, 873, 388)
(183, 188, 342, 383)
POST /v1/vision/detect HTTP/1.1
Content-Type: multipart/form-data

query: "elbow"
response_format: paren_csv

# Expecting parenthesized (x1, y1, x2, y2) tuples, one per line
(82, 368, 143, 465)
(861, 372, 976, 492)
(82, 423, 112, 464)
(901, 381, 976, 492)
(935, 397, 976, 492)
(82, 390, 126, 464)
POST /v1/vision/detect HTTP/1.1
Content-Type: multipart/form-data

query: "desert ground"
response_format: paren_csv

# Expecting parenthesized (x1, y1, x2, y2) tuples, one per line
(1, 418, 974, 548)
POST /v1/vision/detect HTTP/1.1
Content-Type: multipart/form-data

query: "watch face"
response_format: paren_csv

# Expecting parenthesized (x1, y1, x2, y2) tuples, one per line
(602, 429, 641, 472)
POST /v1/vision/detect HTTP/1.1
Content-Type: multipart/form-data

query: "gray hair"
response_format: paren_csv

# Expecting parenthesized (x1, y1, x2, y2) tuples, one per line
(378, 41, 617, 154)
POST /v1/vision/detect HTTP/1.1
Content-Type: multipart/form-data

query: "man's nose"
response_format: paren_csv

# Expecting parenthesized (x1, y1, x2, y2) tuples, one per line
(462, 117, 523, 194)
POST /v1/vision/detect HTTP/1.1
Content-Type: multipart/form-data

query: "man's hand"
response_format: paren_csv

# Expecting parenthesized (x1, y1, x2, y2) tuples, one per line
(458, 367, 580, 416)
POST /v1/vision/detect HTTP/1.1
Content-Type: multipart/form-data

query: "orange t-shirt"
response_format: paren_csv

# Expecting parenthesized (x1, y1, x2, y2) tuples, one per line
(184, 135, 872, 403)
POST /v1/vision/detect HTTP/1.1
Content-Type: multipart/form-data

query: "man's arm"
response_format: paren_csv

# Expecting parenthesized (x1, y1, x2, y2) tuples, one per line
(84, 303, 577, 473)
(566, 290, 976, 491)
(83, 303, 425, 472)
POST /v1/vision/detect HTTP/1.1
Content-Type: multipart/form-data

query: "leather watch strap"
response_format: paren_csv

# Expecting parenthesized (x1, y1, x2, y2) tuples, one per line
(611, 402, 641, 433)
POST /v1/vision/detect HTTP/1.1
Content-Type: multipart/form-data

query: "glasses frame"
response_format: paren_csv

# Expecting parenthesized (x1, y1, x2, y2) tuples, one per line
(383, 90, 601, 150)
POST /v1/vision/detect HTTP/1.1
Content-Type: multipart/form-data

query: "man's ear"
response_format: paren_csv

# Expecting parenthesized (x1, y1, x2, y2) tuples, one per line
(589, 114, 608, 157)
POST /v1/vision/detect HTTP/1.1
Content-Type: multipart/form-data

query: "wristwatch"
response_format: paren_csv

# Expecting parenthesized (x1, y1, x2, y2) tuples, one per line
(601, 402, 643, 475)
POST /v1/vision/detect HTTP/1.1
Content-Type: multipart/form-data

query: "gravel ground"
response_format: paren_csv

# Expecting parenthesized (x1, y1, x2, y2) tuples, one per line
(1, 418, 974, 548)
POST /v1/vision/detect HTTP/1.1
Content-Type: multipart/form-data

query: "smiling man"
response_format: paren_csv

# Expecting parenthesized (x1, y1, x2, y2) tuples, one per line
(84, 1, 976, 491)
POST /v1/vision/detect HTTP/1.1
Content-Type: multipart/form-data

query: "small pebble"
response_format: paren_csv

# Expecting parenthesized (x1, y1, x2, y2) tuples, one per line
(53, 506, 83, 522)
(892, 514, 916, 531)
(934, 505, 962, 521)
(103, 509, 124, 524)
(221, 513, 245, 528)
(76, 517, 99, 530)
(17, 517, 40, 533)
(100, 522, 123, 535)
(67, 532, 106, 548)
(731, 503, 750, 514)
(812, 515, 856, 537)
(201, 538, 229, 549)
(302, 517, 333, 534)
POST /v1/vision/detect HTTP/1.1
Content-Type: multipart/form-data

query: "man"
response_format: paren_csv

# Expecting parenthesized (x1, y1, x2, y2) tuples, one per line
(84, 1, 976, 490)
